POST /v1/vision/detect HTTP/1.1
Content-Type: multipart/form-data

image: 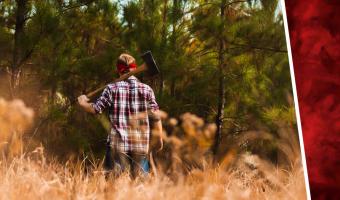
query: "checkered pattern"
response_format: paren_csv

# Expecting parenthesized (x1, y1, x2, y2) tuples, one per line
(92, 76, 159, 154)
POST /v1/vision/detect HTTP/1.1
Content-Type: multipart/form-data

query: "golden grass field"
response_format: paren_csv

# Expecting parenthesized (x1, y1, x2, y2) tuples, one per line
(0, 98, 307, 200)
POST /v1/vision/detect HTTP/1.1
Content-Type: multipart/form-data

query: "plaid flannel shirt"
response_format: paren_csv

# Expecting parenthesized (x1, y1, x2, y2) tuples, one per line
(92, 76, 159, 154)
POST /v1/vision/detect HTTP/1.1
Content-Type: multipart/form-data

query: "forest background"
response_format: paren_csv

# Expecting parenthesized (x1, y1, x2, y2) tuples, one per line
(0, 0, 296, 165)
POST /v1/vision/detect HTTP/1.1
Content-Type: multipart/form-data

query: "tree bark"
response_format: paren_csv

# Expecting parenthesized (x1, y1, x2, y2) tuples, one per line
(158, 0, 168, 97)
(170, 79, 176, 97)
(161, 0, 168, 40)
(10, 0, 28, 98)
(212, 0, 227, 156)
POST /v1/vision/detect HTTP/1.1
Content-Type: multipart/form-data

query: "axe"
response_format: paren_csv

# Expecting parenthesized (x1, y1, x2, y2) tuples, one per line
(86, 51, 160, 98)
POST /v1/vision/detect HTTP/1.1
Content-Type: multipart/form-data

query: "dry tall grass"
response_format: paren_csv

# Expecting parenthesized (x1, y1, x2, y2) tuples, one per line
(0, 98, 307, 200)
(0, 98, 34, 158)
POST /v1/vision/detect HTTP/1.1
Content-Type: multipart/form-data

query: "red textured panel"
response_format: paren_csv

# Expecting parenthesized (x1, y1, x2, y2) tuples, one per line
(285, 0, 340, 199)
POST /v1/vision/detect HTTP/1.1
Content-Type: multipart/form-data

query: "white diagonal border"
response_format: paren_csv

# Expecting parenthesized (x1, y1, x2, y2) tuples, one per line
(280, 0, 311, 199)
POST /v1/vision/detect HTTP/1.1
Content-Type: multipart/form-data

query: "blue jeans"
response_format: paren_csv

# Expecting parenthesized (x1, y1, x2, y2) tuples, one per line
(104, 142, 150, 178)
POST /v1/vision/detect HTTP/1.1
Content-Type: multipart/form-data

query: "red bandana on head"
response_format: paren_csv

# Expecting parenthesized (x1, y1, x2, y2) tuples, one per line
(116, 62, 137, 74)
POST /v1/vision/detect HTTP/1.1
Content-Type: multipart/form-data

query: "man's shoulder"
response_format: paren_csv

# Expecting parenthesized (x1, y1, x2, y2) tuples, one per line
(137, 82, 153, 91)
(106, 83, 119, 91)
(106, 78, 154, 92)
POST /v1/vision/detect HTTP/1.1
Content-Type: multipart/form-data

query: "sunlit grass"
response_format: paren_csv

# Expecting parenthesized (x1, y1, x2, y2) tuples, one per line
(0, 98, 307, 200)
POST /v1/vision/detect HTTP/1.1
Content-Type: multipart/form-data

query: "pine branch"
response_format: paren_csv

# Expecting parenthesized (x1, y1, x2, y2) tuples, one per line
(59, 0, 95, 14)
(181, 104, 217, 115)
(228, 42, 287, 53)
(184, 0, 247, 15)
(183, 2, 219, 15)
(225, 0, 247, 8)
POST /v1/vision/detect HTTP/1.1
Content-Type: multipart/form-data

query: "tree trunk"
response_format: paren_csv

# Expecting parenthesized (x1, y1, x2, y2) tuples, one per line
(212, 0, 226, 156)
(161, 0, 168, 40)
(158, 0, 168, 97)
(10, 0, 28, 98)
(170, 79, 176, 97)
(172, 0, 177, 44)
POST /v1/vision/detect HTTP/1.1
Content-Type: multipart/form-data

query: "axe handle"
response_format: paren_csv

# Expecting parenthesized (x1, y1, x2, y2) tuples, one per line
(86, 64, 146, 98)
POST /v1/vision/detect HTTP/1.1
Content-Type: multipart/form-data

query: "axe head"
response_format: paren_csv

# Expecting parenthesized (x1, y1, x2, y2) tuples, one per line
(141, 51, 160, 76)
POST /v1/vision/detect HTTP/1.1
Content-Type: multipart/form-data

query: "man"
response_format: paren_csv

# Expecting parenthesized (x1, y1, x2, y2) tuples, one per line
(77, 53, 163, 178)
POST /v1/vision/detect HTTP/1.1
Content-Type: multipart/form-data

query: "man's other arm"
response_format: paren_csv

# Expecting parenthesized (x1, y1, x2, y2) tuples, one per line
(153, 118, 164, 151)
(147, 87, 163, 151)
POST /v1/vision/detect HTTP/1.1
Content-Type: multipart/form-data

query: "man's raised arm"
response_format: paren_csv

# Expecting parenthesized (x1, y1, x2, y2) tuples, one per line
(78, 86, 112, 114)
(78, 95, 96, 114)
